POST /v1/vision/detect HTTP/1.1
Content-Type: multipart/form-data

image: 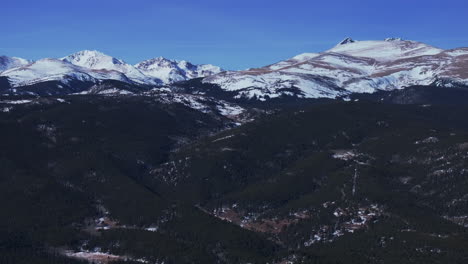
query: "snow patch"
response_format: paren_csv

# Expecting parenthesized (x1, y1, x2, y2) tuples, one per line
(0, 99, 32, 104)
(213, 134, 235, 143)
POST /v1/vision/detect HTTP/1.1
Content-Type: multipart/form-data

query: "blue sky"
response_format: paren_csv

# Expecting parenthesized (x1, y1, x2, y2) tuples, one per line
(2, 0, 467, 69)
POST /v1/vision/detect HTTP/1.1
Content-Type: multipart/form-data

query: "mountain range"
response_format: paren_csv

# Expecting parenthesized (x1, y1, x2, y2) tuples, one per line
(0, 50, 222, 89)
(1, 38, 467, 99)
(204, 37, 468, 100)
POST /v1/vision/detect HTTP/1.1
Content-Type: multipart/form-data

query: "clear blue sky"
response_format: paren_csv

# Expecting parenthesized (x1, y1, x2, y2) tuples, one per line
(2, 0, 467, 70)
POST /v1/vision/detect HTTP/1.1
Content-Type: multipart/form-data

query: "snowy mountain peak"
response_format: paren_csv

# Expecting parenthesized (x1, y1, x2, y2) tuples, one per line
(135, 57, 199, 69)
(135, 57, 223, 84)
(338, 37, 356, 45)
(1, 58, 95, 87)
(0, 56, 32, 72)
(155, 56, 172, 62)
(135, 57, 176, 68)
(61, 50, 163, 85)
(385, 37, 404, 42)
(203, 38, 466, 101)
(0, 50, 223, 90)
(62, 50, 126, 69)
(328, 39, 443, 61)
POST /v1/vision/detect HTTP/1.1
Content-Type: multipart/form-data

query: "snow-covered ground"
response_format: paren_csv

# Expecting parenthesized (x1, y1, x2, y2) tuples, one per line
(63, 249, 152, 264)
(0, 99, 32, 104)
(148, 89, 245, 118)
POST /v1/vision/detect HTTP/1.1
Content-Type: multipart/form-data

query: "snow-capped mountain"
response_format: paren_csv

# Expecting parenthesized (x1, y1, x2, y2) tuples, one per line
(0, 50, 222, 90)
(1, 58, 131, 88)
(328, 37, 443, 60)
(62, 50, 159, 85)
(1, 39, 467, 99)
(203, 38, 468, 100)
(0, 56, 31, 72)
(135, 57, 222, 83)
(60, 50, 222, 85)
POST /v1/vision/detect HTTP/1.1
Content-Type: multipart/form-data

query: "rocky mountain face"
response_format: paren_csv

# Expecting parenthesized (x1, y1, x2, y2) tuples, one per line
(203, 38, 468, 100)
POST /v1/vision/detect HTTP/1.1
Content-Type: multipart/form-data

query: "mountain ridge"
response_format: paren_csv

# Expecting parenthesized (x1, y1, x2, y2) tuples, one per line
(0, 56, 32, 72)
(203, 38, 468, 100)
(0, 51, 223, 89)
(1, 38, 467, 99)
